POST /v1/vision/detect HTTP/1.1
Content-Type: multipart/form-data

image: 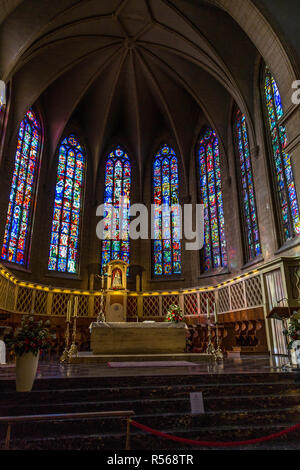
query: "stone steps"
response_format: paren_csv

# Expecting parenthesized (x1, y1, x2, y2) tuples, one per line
(5, 422, 300, 450)
(1, 393, 300, 416)
(1, 381, 299, 405)
(0, 371, 299, 450)
(1, 408, 300, 441)
(1, 371, 295, 392)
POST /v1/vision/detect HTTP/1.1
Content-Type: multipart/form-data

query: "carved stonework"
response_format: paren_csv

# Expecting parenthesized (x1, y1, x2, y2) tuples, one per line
(288, 265, 300, 299)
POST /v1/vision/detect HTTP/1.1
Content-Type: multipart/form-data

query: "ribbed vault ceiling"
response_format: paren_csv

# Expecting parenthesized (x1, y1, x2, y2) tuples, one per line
(0, 0, 261, 197)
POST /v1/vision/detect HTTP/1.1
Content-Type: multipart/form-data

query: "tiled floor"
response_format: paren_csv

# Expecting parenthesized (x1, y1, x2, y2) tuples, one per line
(0, 354, 295, 380)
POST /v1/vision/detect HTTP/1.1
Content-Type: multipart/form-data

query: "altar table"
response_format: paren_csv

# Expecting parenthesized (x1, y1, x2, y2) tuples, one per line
(90, 322, 187, 354)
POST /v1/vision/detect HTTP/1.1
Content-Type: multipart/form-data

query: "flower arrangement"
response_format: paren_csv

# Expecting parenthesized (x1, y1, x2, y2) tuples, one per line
(7, 315, 53, 357)
(283, 311, 300, 349)
(165, 303, 184, 323)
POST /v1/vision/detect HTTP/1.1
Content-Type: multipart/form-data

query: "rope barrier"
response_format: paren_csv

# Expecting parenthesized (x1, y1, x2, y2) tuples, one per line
(130, 420, 300, 448)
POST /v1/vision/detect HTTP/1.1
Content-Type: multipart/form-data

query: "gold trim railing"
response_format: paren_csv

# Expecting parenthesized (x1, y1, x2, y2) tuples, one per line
(0, 257, 298, 318)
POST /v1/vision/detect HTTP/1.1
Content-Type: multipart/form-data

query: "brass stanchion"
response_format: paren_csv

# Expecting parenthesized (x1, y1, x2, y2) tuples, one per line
(125, 418, 132, 450)
(5, 423, 11, 450)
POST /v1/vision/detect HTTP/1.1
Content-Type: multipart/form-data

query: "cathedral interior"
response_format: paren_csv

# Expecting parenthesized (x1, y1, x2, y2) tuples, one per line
(0, 0, 300, 453)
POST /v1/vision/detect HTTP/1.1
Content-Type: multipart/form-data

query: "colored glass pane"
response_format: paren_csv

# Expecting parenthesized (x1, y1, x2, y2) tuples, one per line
(48, 134, 85, 274)
(1, 109, 41, 265)
(101, 147, 131, 271)
(153, 145, 181, 276)
(234, 108, 261, 260)
(198, 128, 227, 272)
(264, 69, 300, 240)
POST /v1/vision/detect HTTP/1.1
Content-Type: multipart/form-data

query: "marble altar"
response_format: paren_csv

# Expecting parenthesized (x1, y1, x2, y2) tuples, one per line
(90, 322, 188, 354)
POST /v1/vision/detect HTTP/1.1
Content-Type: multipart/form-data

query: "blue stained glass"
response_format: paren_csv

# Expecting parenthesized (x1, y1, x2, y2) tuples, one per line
(101, 146, 131, 272)
(264, 69, 300, 239)
(198, 128, 227, 272)
(153, 145, 181, 276)
(48, 134, 85, 274)
(234, 108, 261, 260)
(1, 109, 41, 265)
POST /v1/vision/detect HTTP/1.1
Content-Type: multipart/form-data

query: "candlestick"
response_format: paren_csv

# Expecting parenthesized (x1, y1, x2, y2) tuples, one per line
(60, 304, 71, 363)
(214, 303, 218, 324)
(68, 314, 78, 360)
(66, 300, 71, 323)
(206, 298, 210, 319)
(214, 302, 223, 361)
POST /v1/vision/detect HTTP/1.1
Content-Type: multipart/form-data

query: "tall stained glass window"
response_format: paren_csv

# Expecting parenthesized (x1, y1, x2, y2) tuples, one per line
(48, 134, 85, 274)
(101, 147, 131, 271)
(1, 109, 41, 266)
(198, 128, 227, 272)
(234, 108, 261, 261)
(153, 145, 181, 276)
(264, 68, 300, 241)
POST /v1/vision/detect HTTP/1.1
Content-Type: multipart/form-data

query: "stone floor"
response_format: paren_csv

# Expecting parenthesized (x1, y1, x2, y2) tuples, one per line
(1, 354, 299, 450)
(0, 354, 295, 380)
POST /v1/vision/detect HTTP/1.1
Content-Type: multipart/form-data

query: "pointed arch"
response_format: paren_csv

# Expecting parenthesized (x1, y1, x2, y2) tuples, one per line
(48, 134, 86, 274)
(152, 144, 181, 276)
(1, 108, 42, 266)
(101, 146, 131, 271)
(197, 127, 227, 273)
(233, 107, 261, 262)
(263, 68, 300, 243)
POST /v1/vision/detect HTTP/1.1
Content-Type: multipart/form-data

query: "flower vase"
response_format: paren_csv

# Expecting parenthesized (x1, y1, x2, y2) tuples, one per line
(291, 349, 300, 368)
(16, 351, 40, 392)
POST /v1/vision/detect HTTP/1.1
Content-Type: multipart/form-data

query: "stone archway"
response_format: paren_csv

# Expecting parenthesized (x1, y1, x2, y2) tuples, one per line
(207, 0, 297, 108)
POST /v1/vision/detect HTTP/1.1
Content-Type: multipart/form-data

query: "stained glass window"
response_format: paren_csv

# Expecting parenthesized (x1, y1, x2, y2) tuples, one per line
(234, 108, 261, 261)
(153, 145, 181, 276)
(264, 69, 300, 241)
(1, 109, 41, 266)
(48, 134, 85, 274)
(101, 147, 131, 271)
(198, 128, 227, 272)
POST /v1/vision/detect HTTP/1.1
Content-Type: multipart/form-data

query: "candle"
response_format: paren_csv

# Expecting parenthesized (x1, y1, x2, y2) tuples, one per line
(206, 298, 210, 319)
(74, 296, 78, 317)
(214, 303, 218, 324)
(66, 301, 71, 322)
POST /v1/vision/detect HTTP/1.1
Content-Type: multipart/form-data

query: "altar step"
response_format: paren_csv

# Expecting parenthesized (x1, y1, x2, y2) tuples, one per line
(0, 372, 299, 449)
(0, 370, 295, 392)
(1, 418, 300, 450)
(1, 380, 299, 405)
(1, 393, 300, 418)
(1, 407, 300, 439)
(70, 352, 211, 364)
(4, 426, 300, 450)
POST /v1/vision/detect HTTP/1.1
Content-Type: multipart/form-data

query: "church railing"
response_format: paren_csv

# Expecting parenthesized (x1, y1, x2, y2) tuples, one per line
(0, 258, 298, 320)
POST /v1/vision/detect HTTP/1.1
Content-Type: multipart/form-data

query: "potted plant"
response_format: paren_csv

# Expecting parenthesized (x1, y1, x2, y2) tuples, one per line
(283, 311, 300, 368)
(7, 315, 52, 392)
(165, 303, 184, 323)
